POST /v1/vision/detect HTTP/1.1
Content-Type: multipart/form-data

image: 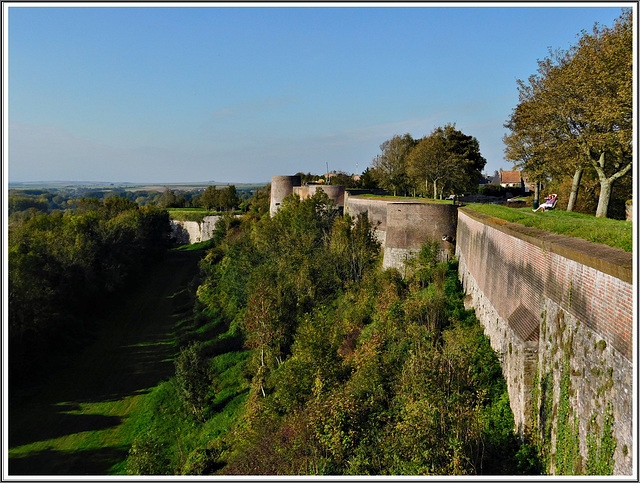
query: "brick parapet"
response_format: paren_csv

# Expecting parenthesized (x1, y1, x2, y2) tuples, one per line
(456, 208, 633, 360)
(457, 207, 632, 283)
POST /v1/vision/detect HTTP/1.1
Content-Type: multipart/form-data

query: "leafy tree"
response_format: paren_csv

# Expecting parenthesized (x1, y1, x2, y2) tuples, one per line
(102, 196, 138, 217)
(370, 134, 416, 196)
(358, 167, 379, 190)
(159, 188, 178, 208)
(504, 10, 632, 217)
(223, 185, 240, 211)
(8, 200, 171, 384)
(174, 342, 214, 421)
(408, 124, 486, 198)
(200, 186, 219, 211)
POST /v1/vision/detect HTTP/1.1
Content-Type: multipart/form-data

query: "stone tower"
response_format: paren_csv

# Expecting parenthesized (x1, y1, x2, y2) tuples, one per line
(269, 175, 301, 216)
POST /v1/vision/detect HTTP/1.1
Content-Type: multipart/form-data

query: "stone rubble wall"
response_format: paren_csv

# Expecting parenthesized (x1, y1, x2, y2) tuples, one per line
(169, 215, 220, 244)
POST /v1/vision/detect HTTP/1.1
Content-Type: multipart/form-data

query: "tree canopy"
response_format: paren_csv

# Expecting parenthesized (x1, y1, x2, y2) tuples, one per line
(370, 134, 416, 196)
(367, 126, 485, 199)
(504, 9, 632, 217)
(407, 124, 486, 199)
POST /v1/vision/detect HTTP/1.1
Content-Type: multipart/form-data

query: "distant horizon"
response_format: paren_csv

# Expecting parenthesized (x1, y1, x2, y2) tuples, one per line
(8, 179, 269, 187)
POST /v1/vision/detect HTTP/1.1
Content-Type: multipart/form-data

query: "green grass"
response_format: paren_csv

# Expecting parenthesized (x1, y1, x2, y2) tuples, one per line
(167, 208, 219, 223)
(8, 248, 206, 475)
(175, 238, 216, 251)
(465, 203, 632, 252)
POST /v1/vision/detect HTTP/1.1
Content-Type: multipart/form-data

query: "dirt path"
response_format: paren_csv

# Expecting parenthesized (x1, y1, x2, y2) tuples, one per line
(8, 248, 203, 475)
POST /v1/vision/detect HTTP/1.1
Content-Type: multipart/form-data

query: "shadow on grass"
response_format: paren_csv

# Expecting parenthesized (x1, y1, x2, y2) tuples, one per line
(9, 249, 206, 473)
(9, 445, 129, 476)
(9, 403, 123, 448)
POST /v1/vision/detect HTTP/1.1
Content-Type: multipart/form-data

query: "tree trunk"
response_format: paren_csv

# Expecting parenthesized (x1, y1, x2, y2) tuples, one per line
(595, 177, 613, 218)
(592, 151, 632, 218)
(433, 180, 438, 199)
(534, 181, 540, 204)
(566, 166, 584, 212)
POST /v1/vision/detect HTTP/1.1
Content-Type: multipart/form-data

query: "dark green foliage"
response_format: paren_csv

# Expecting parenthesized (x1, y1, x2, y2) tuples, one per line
(199, 185, 240, 211)
(175, 342, 215, 422)
(8, 198, 171, 384)
(126, 430, 172, 475)
(124, 188, 526, 476)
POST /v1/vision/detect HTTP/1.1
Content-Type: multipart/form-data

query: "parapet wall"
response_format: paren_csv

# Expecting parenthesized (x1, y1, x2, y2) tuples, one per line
(293, 185, 345, 209)
(383, 202, 457, 270)
(455, 207, 633, 474)
(343, 196, 390, 245)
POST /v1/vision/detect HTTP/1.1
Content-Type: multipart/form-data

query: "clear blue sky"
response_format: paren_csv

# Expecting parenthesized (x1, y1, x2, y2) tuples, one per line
(5, 3, 631, 184)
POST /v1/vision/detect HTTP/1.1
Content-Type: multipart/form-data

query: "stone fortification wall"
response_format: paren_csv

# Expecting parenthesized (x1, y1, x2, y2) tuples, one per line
(383, 202, 457, 270)
(270, 175, 301, 216)
(343, 196, 457, 267)
(456, 207, 633, 474)
(293, 185, 345, 208)
(170, 215, 220, 244)
(343, 196, 390, 245)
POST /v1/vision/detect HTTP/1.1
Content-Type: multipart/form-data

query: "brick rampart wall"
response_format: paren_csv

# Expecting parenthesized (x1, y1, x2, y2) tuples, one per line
(456, 208, 632, 360)
(456, 207, 633, 474)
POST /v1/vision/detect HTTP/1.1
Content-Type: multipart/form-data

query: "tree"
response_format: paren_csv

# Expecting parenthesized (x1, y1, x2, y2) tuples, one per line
(504, 10, 632, 217)
(370, 134, 416, 196)
(159, 188, 177, 208)
(408, 124, 486, 199)
(223, 185, 240, 211)
(568, 10, 632, 217)
(359, 167, 379, 190)
(200, 186, 219, 211)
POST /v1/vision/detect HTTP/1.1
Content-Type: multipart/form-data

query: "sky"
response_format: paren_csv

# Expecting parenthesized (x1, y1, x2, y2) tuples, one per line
(4, 2, 632, 184)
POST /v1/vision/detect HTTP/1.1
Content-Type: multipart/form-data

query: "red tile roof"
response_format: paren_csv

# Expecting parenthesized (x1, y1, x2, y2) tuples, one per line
(501, 170, 522, 184)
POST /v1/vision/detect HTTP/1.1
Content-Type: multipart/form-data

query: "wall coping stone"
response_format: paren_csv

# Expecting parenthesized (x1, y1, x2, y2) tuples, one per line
(459, 207, 632, 284)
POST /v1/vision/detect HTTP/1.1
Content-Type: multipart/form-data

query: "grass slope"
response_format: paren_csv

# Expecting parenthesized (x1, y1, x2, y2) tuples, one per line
(466, 203, 632, 252)
(8, 249, 204, 475)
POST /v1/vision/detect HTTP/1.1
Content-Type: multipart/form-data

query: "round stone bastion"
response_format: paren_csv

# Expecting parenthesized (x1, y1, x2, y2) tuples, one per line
(270, 175, 301, 216)
(382, 202, 458, 270)
(293, 184, 345, 208)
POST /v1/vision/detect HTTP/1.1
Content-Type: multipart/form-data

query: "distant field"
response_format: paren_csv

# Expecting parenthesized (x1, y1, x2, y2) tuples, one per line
(466, 203, 632, 253)
(8, 182, 266, 192)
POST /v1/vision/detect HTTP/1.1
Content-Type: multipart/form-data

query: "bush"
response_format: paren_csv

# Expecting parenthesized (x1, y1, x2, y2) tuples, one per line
(174, 342, 215, 421)
(126, 430, 171, 475)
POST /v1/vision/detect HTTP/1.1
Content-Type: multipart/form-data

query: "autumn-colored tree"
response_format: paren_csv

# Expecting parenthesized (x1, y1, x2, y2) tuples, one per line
(504, 10, 632, 217)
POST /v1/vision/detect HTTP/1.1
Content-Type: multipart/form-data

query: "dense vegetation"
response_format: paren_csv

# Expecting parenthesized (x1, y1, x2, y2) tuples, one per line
(122, 190, 537, 475)
(8, 197, 172, 385)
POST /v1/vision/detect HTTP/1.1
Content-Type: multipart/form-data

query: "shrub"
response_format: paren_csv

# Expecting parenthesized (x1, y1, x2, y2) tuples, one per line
(174, 342, 215, 421)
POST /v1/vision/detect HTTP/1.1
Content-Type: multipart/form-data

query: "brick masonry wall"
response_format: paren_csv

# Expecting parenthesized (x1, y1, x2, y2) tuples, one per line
(456, 208, 633, 475)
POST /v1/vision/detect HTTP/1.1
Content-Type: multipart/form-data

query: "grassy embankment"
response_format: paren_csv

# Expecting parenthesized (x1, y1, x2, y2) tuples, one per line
(8, 246, 247, 475)
(167, 208, 218, 223)
(466, 203, 632, 253)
